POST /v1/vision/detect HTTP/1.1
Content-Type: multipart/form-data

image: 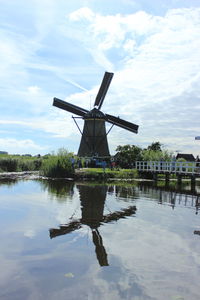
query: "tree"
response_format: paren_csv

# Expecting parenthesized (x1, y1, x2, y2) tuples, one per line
(141, 149, 173, 161)
(115, 145, 143, 168)
(147, 142, 162, 151)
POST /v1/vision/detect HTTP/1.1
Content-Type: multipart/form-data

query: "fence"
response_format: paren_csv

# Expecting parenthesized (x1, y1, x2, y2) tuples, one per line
(135, 161, 200, 175)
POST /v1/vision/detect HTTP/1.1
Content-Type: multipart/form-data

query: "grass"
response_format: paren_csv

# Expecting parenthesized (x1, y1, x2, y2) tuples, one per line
(75, 168, 138, 180)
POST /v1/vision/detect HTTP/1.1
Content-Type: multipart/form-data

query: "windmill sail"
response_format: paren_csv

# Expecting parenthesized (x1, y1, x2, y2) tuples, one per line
(105, 113, 138, 133)
(94, 72, 114, 109)
(53, 97, 88, 117)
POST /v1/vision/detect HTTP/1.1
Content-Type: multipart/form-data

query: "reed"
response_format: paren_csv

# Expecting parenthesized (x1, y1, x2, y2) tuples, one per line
(0, 157, 42, 172)
(40, 151, 74, 178)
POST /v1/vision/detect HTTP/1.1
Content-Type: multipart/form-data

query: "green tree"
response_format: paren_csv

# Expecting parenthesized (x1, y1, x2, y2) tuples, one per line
(147, 142, 162, 151)
(115, 145, 143, 168)
(141, 149, 173, 161)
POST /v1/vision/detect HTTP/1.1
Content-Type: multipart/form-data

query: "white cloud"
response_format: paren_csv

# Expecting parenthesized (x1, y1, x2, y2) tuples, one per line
(0, 117, 76, 138)
(66, 7, 200, 154)
(27, 86, 41, 94)
(68, 7, 200, 96)
(69, 7, 95, 22)
(0, 138, 44, 153)
(24, 229, 36, 238)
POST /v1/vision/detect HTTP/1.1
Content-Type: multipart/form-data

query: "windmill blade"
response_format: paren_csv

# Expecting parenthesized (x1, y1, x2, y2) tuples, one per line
(92, 230, 109, 266)
(49, 221, 82, 239)
(94, 72, 114, 109)
(53, 97, 89, 117)
(105, 113, 139, 133)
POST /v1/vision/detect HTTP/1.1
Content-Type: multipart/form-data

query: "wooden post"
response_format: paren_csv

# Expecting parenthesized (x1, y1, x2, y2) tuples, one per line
(191, 175, 196, 192)
(177, 175, 182, 185)
(165, 173, 170, 186)
(153, 172, 157, 181)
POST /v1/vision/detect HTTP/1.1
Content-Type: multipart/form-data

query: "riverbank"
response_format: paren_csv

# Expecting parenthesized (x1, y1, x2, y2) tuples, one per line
(1, 169, 197, 183)
(74, 168, 138, 180)
(0, 171, 40, 180)
(0, 168, 138, 181)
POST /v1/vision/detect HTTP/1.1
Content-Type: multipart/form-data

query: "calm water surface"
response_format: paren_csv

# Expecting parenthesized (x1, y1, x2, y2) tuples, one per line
(0, 179, 200, 300)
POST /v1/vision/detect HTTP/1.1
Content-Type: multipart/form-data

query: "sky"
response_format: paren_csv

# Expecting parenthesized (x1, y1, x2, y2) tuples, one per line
(0, 0, 200, 156)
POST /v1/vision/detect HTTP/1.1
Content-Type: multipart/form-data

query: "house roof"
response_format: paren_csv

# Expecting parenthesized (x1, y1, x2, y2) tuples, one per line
(176, 153, 195, 161)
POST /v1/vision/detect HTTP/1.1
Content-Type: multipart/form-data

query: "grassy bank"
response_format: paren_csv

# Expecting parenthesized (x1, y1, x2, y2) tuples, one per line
(75, 168, 138, 180)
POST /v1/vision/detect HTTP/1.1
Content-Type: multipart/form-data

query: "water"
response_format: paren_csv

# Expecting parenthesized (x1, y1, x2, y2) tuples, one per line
(0, 178, 200, 300)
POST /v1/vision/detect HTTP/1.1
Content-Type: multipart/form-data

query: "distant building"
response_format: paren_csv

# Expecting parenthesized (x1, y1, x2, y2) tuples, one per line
(0, 151, 8, 155)
(176, 153, 195, 161)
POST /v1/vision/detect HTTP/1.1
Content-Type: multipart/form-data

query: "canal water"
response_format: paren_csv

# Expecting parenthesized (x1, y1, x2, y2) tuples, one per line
(0, 178, 200, 300)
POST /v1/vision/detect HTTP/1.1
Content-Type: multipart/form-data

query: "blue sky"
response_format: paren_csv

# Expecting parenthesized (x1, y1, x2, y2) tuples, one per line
(0, 0, 200, 156)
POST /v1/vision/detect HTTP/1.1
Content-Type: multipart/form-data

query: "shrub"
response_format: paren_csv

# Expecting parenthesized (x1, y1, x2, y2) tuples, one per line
(18, 160, 32, 171)
(40, 151, 74, 178)
(0, 158, 19, 172)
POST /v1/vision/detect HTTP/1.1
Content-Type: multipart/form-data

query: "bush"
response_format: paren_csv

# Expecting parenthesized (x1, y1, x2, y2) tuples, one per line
(0, 157, 43, 172)
(18, 160, 32, 171)
(40, 151, 74, 178)
(0, 158, 19, 172)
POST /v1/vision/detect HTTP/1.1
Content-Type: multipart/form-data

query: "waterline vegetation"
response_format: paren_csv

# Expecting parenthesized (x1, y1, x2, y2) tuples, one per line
(40, 149, 74, 178)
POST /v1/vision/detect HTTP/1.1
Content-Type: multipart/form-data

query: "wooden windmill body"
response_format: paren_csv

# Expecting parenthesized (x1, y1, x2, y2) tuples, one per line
(53, 72, 139, 158)
(78, 108, 110, 157)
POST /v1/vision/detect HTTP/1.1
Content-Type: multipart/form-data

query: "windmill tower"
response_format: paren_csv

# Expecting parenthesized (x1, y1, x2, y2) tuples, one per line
(53, 72, 139, 157)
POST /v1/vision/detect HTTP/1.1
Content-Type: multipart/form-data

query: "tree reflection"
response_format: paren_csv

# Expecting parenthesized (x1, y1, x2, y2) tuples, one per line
(39, 179, 74, 201)
(0, 178, 18, 187)
(49, 184, 137, 267)
(115, 185, 137, 201)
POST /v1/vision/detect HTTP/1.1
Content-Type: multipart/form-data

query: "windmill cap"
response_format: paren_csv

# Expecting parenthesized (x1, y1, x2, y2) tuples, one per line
(84, 108, 105, 119)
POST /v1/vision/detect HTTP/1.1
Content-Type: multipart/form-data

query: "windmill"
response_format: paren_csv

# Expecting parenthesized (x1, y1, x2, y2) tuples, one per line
(53, 72, 139, 157)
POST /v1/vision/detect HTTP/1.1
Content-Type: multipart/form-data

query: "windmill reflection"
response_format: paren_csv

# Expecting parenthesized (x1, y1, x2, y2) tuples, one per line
(49, 184, 137, 267)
